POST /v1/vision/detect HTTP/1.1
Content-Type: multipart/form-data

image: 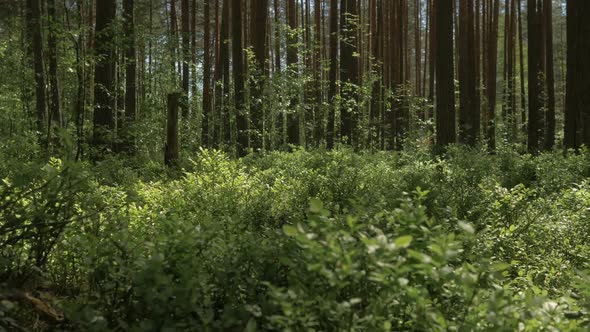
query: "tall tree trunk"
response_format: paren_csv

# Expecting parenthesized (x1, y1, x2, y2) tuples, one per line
(92, 0, 116, 154)
(340, 0, 358, 145)
(232, 0, 248, 155)
(474, 0, 481, 138)
(170, 0, 179, 78)
(203, 0, 212, 146)
(181, 0, 190, 117)
(527, 0, 541, 153)
(393, 0, 408, 150)
(565, 0, 590, 149)
(87, 0, 96, 105)
(415, 0, 421, 97)
(47, 0, 61, 131)
(250, 0, 269, 151)
(327, 0, 338, 149)
(458, 0, 478, 145)
(286, 0, 300, 145)
(274, 0, 282, 73)
(506, 0, 517, 140)
(314, 0, 323, 146)
(191, 0, 198, 118)
(485, 0, 499, 151)
(517, 0, 526, 133)
(25, 0, 46, 141)
(428, 0, 435, 102)
(435, 0, 456, 151)
(220, 0, 231, 145)
(543, 0, 555, 150)
(369, 0, 381, 145)
(123, 0, 137, 153)
(74, 0, 86, 159)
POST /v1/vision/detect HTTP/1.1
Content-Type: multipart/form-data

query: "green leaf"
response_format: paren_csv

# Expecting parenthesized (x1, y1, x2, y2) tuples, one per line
(490, 262, 511, 272)
(245, 318, 257, 332)
(283, 225, 298, 237)
(383, 321, 392, 331)
(309, 198, 324, 214)
(398, 277, 409, 287)
(394, 235, 413, 248)
(458, 221, 475, 234)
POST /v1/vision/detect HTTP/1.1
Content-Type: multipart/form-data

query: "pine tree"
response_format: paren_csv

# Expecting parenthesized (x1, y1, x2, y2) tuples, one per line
(435, 0, 456, 151)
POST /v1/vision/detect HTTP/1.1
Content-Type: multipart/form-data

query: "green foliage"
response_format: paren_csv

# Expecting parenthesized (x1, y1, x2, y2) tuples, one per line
(1, 147, 590, 330)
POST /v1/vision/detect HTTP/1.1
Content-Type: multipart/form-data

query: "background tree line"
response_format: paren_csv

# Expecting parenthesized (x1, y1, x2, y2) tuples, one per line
(0, 0, 589, 161)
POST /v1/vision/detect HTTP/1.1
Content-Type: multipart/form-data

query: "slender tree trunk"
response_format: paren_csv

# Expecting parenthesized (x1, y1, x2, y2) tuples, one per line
(428, 0, 435, 102)
(286, 0, 300, 145)
(123, 0, 137, 153)
(314, 0, 323, 146)
(181, 0, 190, 117)
(221, 0, 231, 145)
(340, 0, 358, 145)
(191, 0, 198, 118)
(369, 0, 381, 145)
(203, 0, 212, 146)
(474, 0, 481, 138)
(74, 0, 86, 159)
(327, 0, 338, 149)
(25, 0, 47, 141)
(415, 0, 421, 97)
(272, 0, 281, 149)
(501, 0, 509, 123)
(47, 0, 61, 132)
(527, 0, 541, 153)
(274, 0, 282, 73)
(517, 0, 526, 133)
(543, 0, 555, 150)
(87, 0, 95, 107)
(213, 0, 222, 145)
(459, 0, 478, 145)
(485, 0, 499, 151)
(250, 0, 269, 151)
(435, 0, 456, 151)
(232, 0, 248, 155)
(170, 0, 179, 78)
(395, 0, 409, 150)
(506, 0, 517, 140)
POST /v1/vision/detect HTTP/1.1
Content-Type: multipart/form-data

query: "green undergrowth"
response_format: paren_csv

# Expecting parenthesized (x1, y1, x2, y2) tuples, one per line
(1, 145, 590, 331)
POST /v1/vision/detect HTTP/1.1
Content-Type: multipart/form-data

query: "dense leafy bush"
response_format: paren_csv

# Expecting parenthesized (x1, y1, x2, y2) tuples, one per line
(1, 147, 590, 331)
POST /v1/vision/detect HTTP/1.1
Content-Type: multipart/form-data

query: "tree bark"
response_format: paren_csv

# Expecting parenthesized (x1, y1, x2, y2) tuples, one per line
(527, 0, 541, 153)
(47, 0, 61, 131)
(25, 0, 46, 139)
(458, 0, 478, 146)
(543, 0, 555, 150)
(565, 0, 590, 149)
(250, 0, 269, 151)
(181, 0, 190, 117)
(123, 0, 136, 153)
(517, 0, 526, 134)
(485, 0, 499, 151)
(339, 0, 359, 145)
(203, 0, 212, 146)
(327, 0, 338, 149)
(286, 0, 300, 145)
(232, 0, 248, 155)
(435, 0, 456, 151)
